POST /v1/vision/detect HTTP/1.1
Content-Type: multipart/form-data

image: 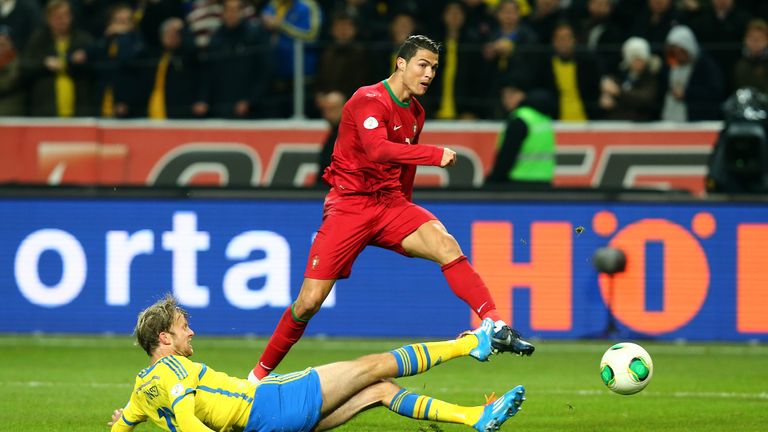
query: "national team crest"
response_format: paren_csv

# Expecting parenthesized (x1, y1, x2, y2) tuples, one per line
(311, 255, 320, 270)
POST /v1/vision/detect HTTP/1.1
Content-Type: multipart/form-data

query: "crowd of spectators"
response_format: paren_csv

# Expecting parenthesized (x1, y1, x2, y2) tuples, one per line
(1, 0, 767, 121)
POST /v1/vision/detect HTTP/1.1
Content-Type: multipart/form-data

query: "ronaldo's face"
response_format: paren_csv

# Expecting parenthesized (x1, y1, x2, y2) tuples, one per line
(403, 49, 439, 96)
(168, 313, 195, 357)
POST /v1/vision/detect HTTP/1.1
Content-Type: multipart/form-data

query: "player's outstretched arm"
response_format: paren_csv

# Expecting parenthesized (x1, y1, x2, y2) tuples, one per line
(362, 128, 444, 166)
(440, 148, 457, 167)
(108, 408, 135, 432)
(353, 101, 443, 166)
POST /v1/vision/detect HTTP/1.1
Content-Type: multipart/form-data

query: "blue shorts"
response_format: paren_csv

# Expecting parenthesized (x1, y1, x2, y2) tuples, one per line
(245, 368, 323, 432)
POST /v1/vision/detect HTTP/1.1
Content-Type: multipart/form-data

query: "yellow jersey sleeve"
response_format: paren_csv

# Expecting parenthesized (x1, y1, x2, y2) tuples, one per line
(110, 393, 147, 431)
(173, 392, 216, 432)
(114, 355, 209, 432)
(114, 355, 256, 431)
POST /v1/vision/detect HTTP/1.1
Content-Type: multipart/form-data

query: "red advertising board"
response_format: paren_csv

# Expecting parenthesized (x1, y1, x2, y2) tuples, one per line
(0, 119, 719, 195)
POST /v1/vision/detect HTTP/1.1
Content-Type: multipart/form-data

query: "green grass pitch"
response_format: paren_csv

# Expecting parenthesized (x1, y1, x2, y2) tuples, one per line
(0, 335, 765, 431)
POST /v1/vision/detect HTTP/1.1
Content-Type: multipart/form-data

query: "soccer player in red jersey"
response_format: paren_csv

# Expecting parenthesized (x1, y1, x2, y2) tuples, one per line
(250, 35, 534, 382)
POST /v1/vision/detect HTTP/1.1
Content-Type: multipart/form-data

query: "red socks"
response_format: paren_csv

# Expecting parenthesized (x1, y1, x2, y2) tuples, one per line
(441, 255, 501, 322)
(251, 305, 308, 380)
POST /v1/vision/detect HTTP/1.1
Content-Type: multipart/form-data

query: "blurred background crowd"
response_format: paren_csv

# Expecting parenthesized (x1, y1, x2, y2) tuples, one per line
(1, 0, 767, 122)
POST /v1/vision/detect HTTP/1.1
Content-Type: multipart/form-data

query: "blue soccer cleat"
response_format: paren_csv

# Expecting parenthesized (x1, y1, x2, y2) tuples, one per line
(468, 318, 495, 361)
(473, 385, 526, 431)
(491, 322, 535, 356)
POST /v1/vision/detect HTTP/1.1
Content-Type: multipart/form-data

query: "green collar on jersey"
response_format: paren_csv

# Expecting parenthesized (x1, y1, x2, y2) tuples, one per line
(382, 80, 410, 108)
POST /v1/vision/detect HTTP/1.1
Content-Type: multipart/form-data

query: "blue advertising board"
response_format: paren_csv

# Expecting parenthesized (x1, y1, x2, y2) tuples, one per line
(0, 197, 766, 341)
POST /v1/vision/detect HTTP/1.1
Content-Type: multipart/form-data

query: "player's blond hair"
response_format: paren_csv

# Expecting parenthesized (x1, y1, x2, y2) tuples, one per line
(134, 294, 189, 356)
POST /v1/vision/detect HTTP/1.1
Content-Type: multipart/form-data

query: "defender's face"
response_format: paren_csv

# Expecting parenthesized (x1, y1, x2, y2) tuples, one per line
(402, 49, 439, 96)
(168, 313, 195, 357)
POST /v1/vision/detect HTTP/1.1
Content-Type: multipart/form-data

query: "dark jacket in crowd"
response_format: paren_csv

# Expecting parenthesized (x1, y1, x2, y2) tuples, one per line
(21, 27, 94, 116)
(199, 20, 270, 118)
(524, 7, 565, 44)
(533, 50, 602, 120)
(422, 29, 487, 119)
(86, 31, 145, 117)
(659, 50, 725, 121)
(574, 15, 626, 76)
(480, 24, 540, 119)
(314, 40, 370, 98)
(0, 0, 41, 51)
(0, 53, 24, 115)
(136, 41, 200, 118)
(604, 67, 661, 121)
(733, 52, 768, 95)
(631, 6, 680, 52)
(688, 4, 750, 93)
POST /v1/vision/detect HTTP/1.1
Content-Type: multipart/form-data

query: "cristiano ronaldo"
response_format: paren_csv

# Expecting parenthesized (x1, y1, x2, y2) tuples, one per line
(252, 35, 535, 382)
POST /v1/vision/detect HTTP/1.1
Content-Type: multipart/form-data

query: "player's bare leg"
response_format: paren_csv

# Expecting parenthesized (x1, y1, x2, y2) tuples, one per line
(316, 319, 493, 414)
(401, 220, 462, 265)
(402, 220, 535, 357)
(314, 322, 525, 430)
(315, 376, 525, 432)
(314, 379, 399, 430)
(250, 278, 336, 381)
(293, 277, 337, 319)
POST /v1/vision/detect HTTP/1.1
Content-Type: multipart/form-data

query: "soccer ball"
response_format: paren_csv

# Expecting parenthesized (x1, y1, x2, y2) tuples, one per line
(599, 342, 653, 395)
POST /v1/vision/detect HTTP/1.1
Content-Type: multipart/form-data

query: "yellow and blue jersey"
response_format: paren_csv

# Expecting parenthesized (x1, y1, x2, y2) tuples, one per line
(111, 355, 257, 432)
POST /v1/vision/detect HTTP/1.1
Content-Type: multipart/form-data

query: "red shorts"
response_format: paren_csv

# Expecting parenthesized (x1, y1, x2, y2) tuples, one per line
(304, 188, 437, 279)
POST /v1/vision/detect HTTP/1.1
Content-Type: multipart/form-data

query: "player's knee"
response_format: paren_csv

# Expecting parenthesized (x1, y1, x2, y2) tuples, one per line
(434, 232, 462, 263)
(293, 296, 323, 319)
(357, 353, 392, 376)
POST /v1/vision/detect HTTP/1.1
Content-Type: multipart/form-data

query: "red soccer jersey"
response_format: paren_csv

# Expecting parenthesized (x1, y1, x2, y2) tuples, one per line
(321, 80, 443, 200)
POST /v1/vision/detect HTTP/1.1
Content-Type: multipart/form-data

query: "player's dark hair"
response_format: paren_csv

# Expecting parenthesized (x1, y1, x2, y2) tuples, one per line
(134, 294, 189, 356)
(396, 35, 441, 63)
